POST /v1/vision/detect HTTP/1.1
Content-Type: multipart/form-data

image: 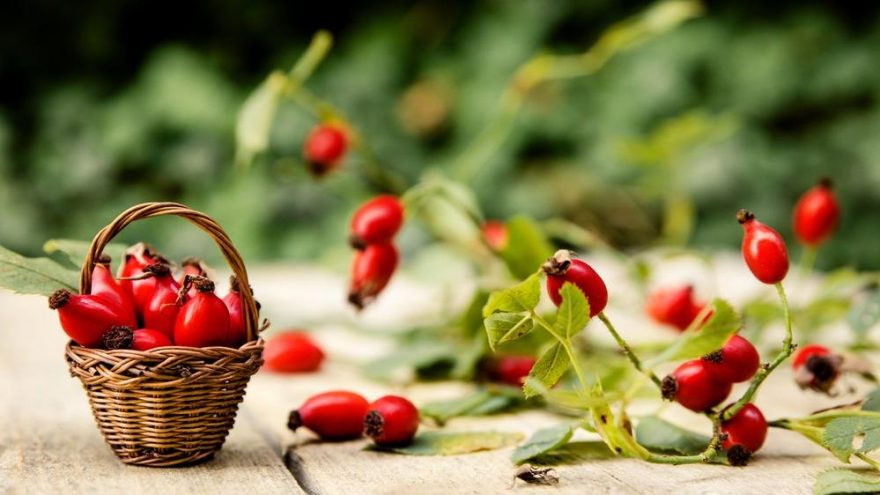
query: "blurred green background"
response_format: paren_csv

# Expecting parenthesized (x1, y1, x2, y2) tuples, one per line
(1, 0, 878, 270)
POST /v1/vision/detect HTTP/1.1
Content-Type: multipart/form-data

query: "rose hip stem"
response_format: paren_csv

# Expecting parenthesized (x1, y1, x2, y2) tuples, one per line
(597, 312, 663, 390)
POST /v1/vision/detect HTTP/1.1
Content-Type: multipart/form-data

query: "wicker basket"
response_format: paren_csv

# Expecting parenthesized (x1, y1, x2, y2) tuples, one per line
(65, 202, 265, 467)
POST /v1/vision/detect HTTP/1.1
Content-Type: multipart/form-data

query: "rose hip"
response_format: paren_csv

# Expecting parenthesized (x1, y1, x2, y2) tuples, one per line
(348, 243, 399, 310)
(792, 343, 840, 393)
(288, 391, 370, 441)
(263, 332, 325, 373)
(173, 277, 230, 347)
(364, 395, 420, 446)
(646, 285, 705, 331)
(49, 289, 136, 348)
(721, 403, 767, 466)
(794, 178, 840, 247)
(103, 326, 174, 350)
(349, 195, 405, 249)
(303, 124, 348, 176)
(223, 275, 248, 347)
(90, 255, 137, 325)
(142, 264, 182, 337)
(737, 209, 789, 284)
(118, 243, 167, 313)
(180, 257, 208, 299)
(481, 220, 508, 252)
(661, 359, 731, 412)
(702, 334, 761, 384)
(491, 355, 537, 386)
(543, 250, 608, 317)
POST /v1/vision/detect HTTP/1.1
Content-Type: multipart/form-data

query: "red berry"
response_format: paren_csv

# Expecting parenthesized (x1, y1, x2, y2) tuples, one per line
(263, 332, 325, 373)
(792, 343, 840, 393)
(49, 289, 136, 348)
(118, 243, 167, 314)
(173, 278, 230, 347)
(737, 209, 789, 284)
(491, 355, 536, 386)
(794, 178, 840, 246)
(481, 220, 509, 252)
(141, 264, 182, 337)
(702, 334, 761, 384)
(103, 326, 174, 350)
(288, 391, 370, 441)
(222, 275, 248, 347)
(90, 255, 137, 325)
(661, 359, 731, 412)
(543, 250, 608, 317)
(303, 124, 348, 176)
(646, 285, 705, 331)
(348, 243, 399, 310)
(364, 395, 420, 446)
(349, 195, 405, 249)
(721, 403, 767, 465)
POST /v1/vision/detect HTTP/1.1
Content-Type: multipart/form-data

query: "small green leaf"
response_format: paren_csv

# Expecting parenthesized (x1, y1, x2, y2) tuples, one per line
(849, 287, 880, 337)
(553, 283, 591, 339)
(367, 431, 523, 456)
(511, 424, 574, 464)
(823, 416, 880, 462)
(485, 312, 534, 350)
(648, 299, 740, 365)
(635, 416, 710, 455)
(0, 244, 78, 296)
(421, 390, 521, 425)
(522, 342, 570, 398)
(529, 441, 616, 466)
(813, 468, 880, 495)
(483, 274, 540, 317)
(500, 216, 553, 280)
(863, 389, 880, 412)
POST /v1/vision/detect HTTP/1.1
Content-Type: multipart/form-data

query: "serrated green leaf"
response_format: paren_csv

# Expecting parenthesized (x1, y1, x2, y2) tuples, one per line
(554, 282, 591, 339)
(529, 441, 616, 466)
(523, 342, 570, 398)
(43, 239, 128, 274)
(647, 299, 740, 366)
(849, 288, 880, 337)
(863, 389, 880, 412)
(813, 468, 880, 495)
(500, 216, 553, 280)
(823, 416, 880, 462)
(511, 424, 574, 464)
(635, 416, 710, 455)
(0, 244, 78, 296)
(367, 431, 523, 456)
(483, 274, 540, 318)
(485, 312, 534, 350)
(421, 390, 521, 425)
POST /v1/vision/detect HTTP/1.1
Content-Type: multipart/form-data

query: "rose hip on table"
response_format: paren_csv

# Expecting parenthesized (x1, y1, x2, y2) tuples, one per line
(364, 395, 420, 447)
(288, 390, 370, 441)
(263, 331, 325, 373)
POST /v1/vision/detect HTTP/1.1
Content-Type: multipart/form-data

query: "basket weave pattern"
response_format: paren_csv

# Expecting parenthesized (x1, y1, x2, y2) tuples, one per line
(64, 202, 265, 467)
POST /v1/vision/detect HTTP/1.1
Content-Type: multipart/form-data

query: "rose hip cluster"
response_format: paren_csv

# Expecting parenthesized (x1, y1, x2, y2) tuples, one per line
(288, 391, 419, 447)
(347, 195, 404, 309)
(49, 243, 253, 351)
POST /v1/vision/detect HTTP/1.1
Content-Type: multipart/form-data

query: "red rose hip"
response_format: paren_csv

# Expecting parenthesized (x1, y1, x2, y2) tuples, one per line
(263, 332, 325, 373)
(364, 395, 420, 446)
(288, 391, 370, 441)
(794, 178, 840, 246)
(222, 275, 249, 347)
(303, 124, 348, 176)
(738, 209, 789, 284)
(702, 334, 761, 384)
(646, 285, 705, 331)
(49, 289, 137, 348)
(103, 326, 174, 350)
(492, 355, 537, 386)
(721, 403, 768, 465)
(348, 243, 399, 310)
(90, 255, 137, 324)
(792, 343, 840, 393)
(349, 195, 405, 249)
(118, 243, 167, 313)
(142, 264, 182, 337)
(543, 250, 608, 317)
(173, 277, 230, 347)
(481, 220, 509, 252)
(661, 359, 731, 412)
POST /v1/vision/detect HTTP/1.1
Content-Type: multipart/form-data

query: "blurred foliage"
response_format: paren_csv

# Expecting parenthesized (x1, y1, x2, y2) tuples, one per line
(1, 0, 880, 269)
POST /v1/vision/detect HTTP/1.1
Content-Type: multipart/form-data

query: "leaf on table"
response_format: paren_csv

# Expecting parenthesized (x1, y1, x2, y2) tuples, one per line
(523, 342, 570, 399)
(421, 389, 521, 425)
(648, 299, 740, 365)
(849, 287, 880, 338)
(529, 441, 616, 466)
(511, 424, 574, 464)
(814, 468, 880, 495)
(363, 342, 458, 382)
(823, 416, 880, 462)
(500, 216, 553, 280)
(43, 239, 128, 274)
(862, 389, 880, 412)
(483, 274, 540, 317)
(0, 244, 78, 296)
(553, 282, 591, 339)
(635, 416, 710, 455)
(367, 431, 523, 456)
(485, 312, 534, 350)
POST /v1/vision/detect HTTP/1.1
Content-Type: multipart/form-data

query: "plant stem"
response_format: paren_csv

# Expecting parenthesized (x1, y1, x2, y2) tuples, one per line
(288, 31, 333, 84)
(597, 312, 663, 390)
(856, 453, 880, 470)
(722, 282, 795, 420)
(531, 312, 590, 391)
(799, 246, 818, 276)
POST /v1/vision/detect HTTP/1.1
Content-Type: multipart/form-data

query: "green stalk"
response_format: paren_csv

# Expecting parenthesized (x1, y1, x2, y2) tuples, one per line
(597, 312, 663, 390)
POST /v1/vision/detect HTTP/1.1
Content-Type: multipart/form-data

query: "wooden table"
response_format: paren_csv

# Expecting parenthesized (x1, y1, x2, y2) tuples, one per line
(0, 261, 864, 494)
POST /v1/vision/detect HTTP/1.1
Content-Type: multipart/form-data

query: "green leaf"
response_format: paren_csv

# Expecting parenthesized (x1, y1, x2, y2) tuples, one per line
(500, 216, 553, 280)
(421, 390, 521, 425)
(363, 342, 458, 382)
(0, 244, 78, 296)
(647, 299, 740, 366)
(235, 71, 285, 168)
(483, 274, 540, 317)
(485, 312, 534, 350)
(849, 287, 880, 337)
(529, 441, 616, 466)
(553, 282, 591, 339)
(522, 342, 570, 399)
(43, 239, 128, 274)
(511, 424, 574, 464)
(814, 469, 880, 495)
(635, 416, 710, 455)
(823, 416, 880, 462)
(863, 389, 880, 412)
(367, 431, 523, 456)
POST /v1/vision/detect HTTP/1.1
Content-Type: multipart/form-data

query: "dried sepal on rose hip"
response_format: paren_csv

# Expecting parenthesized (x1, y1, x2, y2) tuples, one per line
(661, 359, 731, 412)
(303, 124, 348, 177)
(103, 326, 173, 350)
(364, 395, 420, 447)
(118, 242, 169, 313)
(646, 285, 707, 332)
(173, 276, 230, 347)
(288, 391, 370, 441)
(794, 178, 840, 247)
(349, 195, 405, 250)
(141, 263, 182, 337)
(542, 250, 608, 317)
(49, 289, 137, 348)
(720, 403, 768, 466)
(737, 209, 789, 284)
(179, 257, 209, 299)
(791, 344, 845, 394)
(702, 334, 761, 384)
(348, 243, 399, 310)
(263, 331, 325, 373)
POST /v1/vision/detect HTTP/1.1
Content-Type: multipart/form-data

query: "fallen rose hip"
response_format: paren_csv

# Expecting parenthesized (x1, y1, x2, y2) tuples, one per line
(720, 403, 767, 466)
(91, 255, 137, 324)
(702, 334, 760, 384)
(481, 220, 508, 252)
(492, 355, 537, 386)
(349, 195, 405, 249)
(173, 277, 230, 347)
(364, 395, 420, 446)
(543, 250, 608, 317)
(103, 326, 174, 350)
(792, 343, 840, 393)
(794, 178, 840, 247)
(737, 209, 789, 284)
(263, 332, 325, 373)
(49, 289, 136, 348)
(348, 243, 399, 310)
(142, 264, 182, 337)
(661, 359, 731, 412)
(288, 391, 370, 440)
(646, 285, 705, 331)
(303, 124, 348, 176)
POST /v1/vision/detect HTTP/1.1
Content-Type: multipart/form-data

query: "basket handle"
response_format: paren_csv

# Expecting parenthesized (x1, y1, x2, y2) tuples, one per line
(79, 202, 260, 343)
